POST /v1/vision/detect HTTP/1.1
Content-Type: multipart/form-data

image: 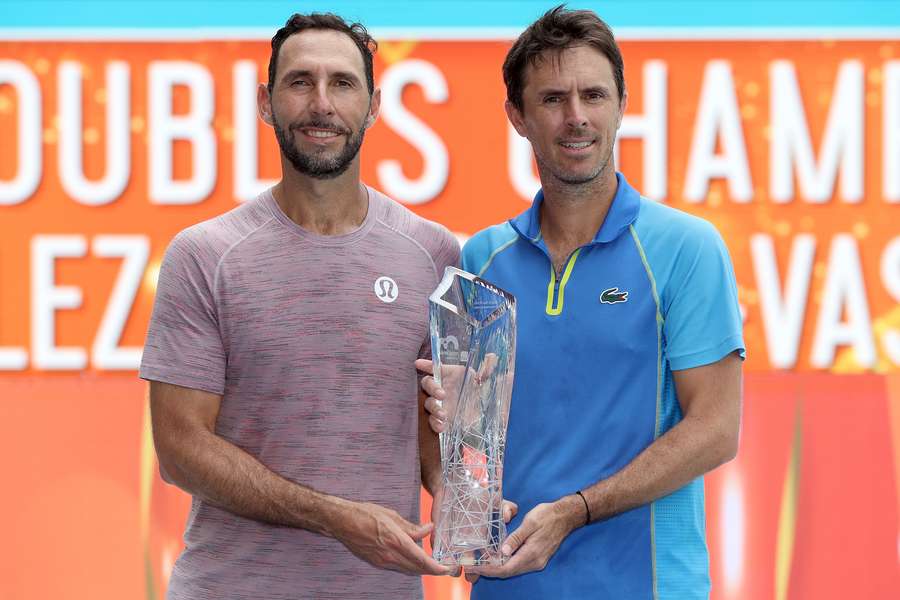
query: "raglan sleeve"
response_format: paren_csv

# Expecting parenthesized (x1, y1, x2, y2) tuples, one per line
(662, 221, 745, 371)
(139, 231, 227, 395)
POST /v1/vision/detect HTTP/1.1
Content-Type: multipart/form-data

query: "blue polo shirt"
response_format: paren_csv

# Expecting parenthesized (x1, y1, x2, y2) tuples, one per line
(463, 173, 744, 600)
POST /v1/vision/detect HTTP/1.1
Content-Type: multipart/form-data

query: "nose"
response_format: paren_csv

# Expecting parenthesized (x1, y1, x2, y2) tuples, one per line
(563, 96, 588, 130)
(309, 81, 335, 116)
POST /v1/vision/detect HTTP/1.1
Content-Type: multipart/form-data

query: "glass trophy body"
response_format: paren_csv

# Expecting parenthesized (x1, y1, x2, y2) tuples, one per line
(428, 267, 516, 566)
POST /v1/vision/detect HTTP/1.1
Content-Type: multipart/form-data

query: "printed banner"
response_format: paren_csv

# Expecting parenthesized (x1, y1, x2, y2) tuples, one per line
(1, 35, 899, 599)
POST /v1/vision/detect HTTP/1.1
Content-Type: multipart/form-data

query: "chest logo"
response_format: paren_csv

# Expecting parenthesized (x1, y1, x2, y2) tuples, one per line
(374, 276, 399, 303)
(600, 287, 629, 304)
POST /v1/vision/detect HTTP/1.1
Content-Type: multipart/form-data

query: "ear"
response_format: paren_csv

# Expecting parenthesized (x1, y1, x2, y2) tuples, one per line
(364, 87, 381, 129)
(257, 82, 275, 127)
(504, 100, 528, 138)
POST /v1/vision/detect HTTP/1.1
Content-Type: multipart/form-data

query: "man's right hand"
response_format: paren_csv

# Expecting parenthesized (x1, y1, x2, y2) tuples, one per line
(332, 500, 453, 576)
(415, 358, 459, 434)
(415, 356, 500, 434)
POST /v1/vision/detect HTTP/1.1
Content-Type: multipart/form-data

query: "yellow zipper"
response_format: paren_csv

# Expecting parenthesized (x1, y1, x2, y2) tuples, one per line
(545, 248, 581, 316)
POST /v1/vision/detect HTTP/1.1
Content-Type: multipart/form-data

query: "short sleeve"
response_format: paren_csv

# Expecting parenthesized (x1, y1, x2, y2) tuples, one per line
(139, 232, 227, 395)
(663, 223, 745, 371)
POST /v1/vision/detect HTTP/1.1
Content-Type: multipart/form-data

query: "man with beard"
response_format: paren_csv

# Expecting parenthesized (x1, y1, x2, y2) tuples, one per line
(141, 13, 459, 600)
(419, 6, 744, 599)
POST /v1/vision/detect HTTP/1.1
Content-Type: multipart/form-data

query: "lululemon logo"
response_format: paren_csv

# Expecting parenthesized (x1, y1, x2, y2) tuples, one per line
(374, 276, 399, 303)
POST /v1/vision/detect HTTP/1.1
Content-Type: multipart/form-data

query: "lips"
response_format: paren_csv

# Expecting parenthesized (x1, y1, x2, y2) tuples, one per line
(559, 140, 594, 149)
(302, 129, 342, 138)
(291, 122, 350, 141)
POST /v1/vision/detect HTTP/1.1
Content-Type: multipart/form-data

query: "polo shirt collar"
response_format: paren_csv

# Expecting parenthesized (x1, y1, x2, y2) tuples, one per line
(509, 172, 641, 245)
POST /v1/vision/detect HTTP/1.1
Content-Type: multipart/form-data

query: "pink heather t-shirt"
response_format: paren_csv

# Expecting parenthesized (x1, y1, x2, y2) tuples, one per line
(140, 186, 459, 600)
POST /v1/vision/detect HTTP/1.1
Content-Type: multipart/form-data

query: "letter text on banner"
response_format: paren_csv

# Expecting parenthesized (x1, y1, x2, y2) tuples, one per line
(0, 60, 41, 206)
(58, 61, 131, 206)
(149, 61, 217, 205)
(615, 60, 667, 201)
(377, 59, 449, 205)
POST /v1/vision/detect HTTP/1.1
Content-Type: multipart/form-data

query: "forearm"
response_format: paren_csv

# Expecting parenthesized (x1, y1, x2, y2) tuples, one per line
(580, 413, 736, 522)
(158, 427, 349, 537)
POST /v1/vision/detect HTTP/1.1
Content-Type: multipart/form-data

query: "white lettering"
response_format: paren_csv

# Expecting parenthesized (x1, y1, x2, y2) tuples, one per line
(615, 60, 667, 201)
(684, 61, 752, 203)
(770, 60, 864, 203)
(31, 235, 88, 370)
(751, 234, 816, 369)
(810, 234, 875, 367)
(233, 61, 276, 202)
(0, 60, 41, 205)
(58, 61, 131, 206)
(149, 61, 216, 204)
(91, 235, 149, 370)
(885, 61, 900, 202)
(377, 59, 449, 205)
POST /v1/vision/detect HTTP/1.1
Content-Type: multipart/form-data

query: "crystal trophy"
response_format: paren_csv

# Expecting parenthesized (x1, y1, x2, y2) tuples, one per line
(428, 267, 516, 566)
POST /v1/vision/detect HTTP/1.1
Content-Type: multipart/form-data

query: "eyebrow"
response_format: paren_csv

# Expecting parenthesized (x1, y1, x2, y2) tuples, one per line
(535, 84, 611, 96)
(280, 69, 362, 85)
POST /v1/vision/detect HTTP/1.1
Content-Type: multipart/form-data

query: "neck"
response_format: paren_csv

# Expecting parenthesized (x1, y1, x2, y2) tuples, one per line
(538, 167, 618, 249)
(273, 159, 368, 236)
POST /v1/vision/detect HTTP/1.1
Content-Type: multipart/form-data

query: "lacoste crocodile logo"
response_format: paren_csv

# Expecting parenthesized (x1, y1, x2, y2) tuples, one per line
(600, 287, 629, 304)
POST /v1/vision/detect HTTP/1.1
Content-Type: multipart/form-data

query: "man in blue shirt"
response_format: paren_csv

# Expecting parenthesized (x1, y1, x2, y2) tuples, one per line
(418, 6, 744, 599)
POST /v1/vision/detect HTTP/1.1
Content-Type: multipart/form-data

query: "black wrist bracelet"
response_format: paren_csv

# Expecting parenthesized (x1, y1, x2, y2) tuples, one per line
(575, 490, 591, 525)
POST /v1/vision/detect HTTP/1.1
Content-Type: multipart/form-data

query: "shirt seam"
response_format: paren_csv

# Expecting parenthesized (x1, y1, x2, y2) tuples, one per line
(476, 235, 520, 277)
(211, 216, 278, 312)
(376, 217, 440, 282)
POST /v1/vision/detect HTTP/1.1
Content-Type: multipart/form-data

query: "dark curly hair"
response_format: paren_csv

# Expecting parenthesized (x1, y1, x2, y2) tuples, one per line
(267, 13, 377, 95)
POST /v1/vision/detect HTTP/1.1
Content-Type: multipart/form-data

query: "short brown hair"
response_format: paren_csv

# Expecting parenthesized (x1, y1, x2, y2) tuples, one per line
(502, 5, 625, 110)
(268, 13, 377, 95)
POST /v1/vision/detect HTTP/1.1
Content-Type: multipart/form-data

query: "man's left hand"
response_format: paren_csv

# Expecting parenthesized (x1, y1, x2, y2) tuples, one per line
(465, 495, 583, 581)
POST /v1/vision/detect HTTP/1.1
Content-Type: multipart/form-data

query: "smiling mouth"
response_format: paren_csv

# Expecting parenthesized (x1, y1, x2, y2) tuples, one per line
(301, 128, 343, 139)
(559, 140, 594, 149)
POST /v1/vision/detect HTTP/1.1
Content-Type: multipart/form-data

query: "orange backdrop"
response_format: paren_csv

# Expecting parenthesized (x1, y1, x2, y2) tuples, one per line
(1, 37, 899, 599)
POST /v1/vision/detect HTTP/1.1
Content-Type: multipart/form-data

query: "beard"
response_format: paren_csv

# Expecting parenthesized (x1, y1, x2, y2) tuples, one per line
(536, 134, 615, 186)
(273, 115, 366, 180)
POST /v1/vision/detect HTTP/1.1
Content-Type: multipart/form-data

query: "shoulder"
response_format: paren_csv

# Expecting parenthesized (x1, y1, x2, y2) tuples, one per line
(462, 222, 519, 276)
(631, 198, 737, 307)
(633, 197, 723, 246)
(631, 198, 729, 274)
(371, 187, 460, 265)
(164, 194, 275, 275)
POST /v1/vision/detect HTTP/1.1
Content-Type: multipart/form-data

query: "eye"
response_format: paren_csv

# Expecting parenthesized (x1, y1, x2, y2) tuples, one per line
(585, 91, 607, 102)
(543, 95, 562, 104)
(290, 79, 309, 87)
(335, 79, 355, 88)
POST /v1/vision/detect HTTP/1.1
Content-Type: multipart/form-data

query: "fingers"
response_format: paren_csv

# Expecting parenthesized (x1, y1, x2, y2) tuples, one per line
(424, 395, 446, 417)
(420, 376, 446, 401)
(467, 546, 530, 579)
(397, 532, 452, 576)
(414, 358, 434, 375)
(424, 393, 447, 433)
(502, 500, 518, 523)
(502, 518, 534, 557)
(465, 570, 480, 584)
(392, 517, 451, 576)
(428, 415, 445, 434)
(406, 521, 433, 541)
